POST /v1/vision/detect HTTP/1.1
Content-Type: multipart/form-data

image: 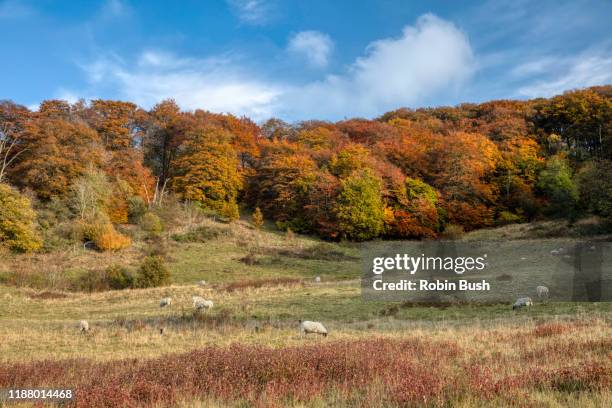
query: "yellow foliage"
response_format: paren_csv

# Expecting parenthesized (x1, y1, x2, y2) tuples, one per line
(80, 218, 131, 251)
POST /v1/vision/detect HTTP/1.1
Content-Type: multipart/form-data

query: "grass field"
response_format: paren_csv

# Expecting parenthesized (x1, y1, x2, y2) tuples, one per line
(0, 219, 610, 407)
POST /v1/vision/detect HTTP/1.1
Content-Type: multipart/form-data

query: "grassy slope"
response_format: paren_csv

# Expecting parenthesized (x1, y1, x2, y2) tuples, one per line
(0, 219, 610, 407)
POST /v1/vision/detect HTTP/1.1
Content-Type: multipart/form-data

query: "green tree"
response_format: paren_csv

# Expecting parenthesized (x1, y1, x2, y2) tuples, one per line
(577, 160, 612, 219)
(335, 169, 385, 240)
(537, 155, 578, 218)
(0, 183, 42, 252)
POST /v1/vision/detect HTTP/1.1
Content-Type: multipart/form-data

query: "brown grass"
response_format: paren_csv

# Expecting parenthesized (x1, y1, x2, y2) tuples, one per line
(224, 277, 302, 292)
(0, 334, 609, 408)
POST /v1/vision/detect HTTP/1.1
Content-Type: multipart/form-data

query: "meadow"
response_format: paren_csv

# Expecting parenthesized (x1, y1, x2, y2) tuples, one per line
(0, 218, 610, 407)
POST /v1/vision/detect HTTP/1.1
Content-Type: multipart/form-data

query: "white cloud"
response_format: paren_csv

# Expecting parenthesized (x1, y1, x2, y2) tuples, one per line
(227, 0, 274, 25)
(54, 88, 80, 104)
(281, 14, 475, 118)
(516, 51, 612, 97)
(80, 51, 282, 120)
(68, 14, 474, 121)
(287, 31, 333, 68)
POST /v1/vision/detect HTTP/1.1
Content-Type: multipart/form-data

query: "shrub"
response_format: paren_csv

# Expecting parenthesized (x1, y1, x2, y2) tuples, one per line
(127, 196, 147, 223)
(252, 207, 264, 229)
(140, 212, 163, 235)
(80, 217, 131, 251)
(496, 211, 524, 226)
(0, 183, 42, 252)
(105, 265, 134, 290)
(136, 256, 170, 288)
(93, 224, 131, 251)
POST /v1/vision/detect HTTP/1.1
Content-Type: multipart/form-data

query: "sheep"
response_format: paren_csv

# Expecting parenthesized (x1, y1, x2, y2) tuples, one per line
(198, 280, 207, 287)
(512, 297, 533, 310)
(550, 249, 559, 255)
(299, 320, 328, 337)
(536, 286, 549, 299)
(314, 276, 321, 283)
(193, 296, 214, 311)
(159, 297, 172, 307)
(78, 320, 89, 332)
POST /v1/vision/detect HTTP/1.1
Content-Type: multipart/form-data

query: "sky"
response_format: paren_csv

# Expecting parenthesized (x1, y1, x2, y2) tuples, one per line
(1, 0, 611, 121)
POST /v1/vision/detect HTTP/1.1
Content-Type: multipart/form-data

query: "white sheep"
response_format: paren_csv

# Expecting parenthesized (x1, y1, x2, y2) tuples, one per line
(159, 297, 172, 307)
(78, 320, 89, 332)
(198, 280, 207, 287)
(314, 276, 321, 283)
(193, 296, 214, 311)
(512, 297, 533, 310)
(299, 320, 328, 337)
(550, 249, 559, 255)
(536, 286, 549, 299)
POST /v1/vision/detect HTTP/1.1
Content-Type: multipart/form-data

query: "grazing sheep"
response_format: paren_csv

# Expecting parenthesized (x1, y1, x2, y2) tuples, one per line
(159, 297, 172, 307)
(550, 249, 559, 255)
(299, 320, 328, 337)
(512, 297, 533, 310)
(198, 280, 207, 287)
(78, 320, 89, 332)
(536, 286, 549, 299)
(193, 296, 214, 311)
(314, 276, 321, 283)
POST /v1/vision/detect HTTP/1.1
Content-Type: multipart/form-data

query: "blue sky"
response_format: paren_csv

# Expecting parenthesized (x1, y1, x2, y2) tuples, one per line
(1, 0, 611, 121)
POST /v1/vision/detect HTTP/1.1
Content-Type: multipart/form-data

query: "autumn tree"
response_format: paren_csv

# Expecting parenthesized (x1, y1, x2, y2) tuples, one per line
(0, 101, 30, 182)
(386, 177, 441, 239)
(0, 183, 42, 252)
(10, 114, 104, 199)
(172, 126, 242, 220)
(246, 140, 317, 231)
(143, 99, 186, 186)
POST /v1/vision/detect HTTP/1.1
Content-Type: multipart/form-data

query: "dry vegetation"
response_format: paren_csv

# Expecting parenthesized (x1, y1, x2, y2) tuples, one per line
(1, 220, 611, 407)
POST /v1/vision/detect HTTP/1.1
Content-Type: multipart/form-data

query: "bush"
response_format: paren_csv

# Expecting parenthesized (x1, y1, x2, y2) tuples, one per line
(105, 265, 134, 290)
(140, 212, 163, 235)
(127, 196, 148, 223)
(136, 256, 170, 288)
(496, 211, 524, 226)
(252, 207, 264, 229)
(0, 183, 42, 252)
(80, 217, 131, 251)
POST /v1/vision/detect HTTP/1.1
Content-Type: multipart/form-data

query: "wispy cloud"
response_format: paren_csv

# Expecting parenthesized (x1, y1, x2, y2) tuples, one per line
(287, 31, 334, 68)
(516, 51, 612, 97)
(226, 0, 275, 25)
(80, 51, 282, 120)
(66, 14, 475, 121)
